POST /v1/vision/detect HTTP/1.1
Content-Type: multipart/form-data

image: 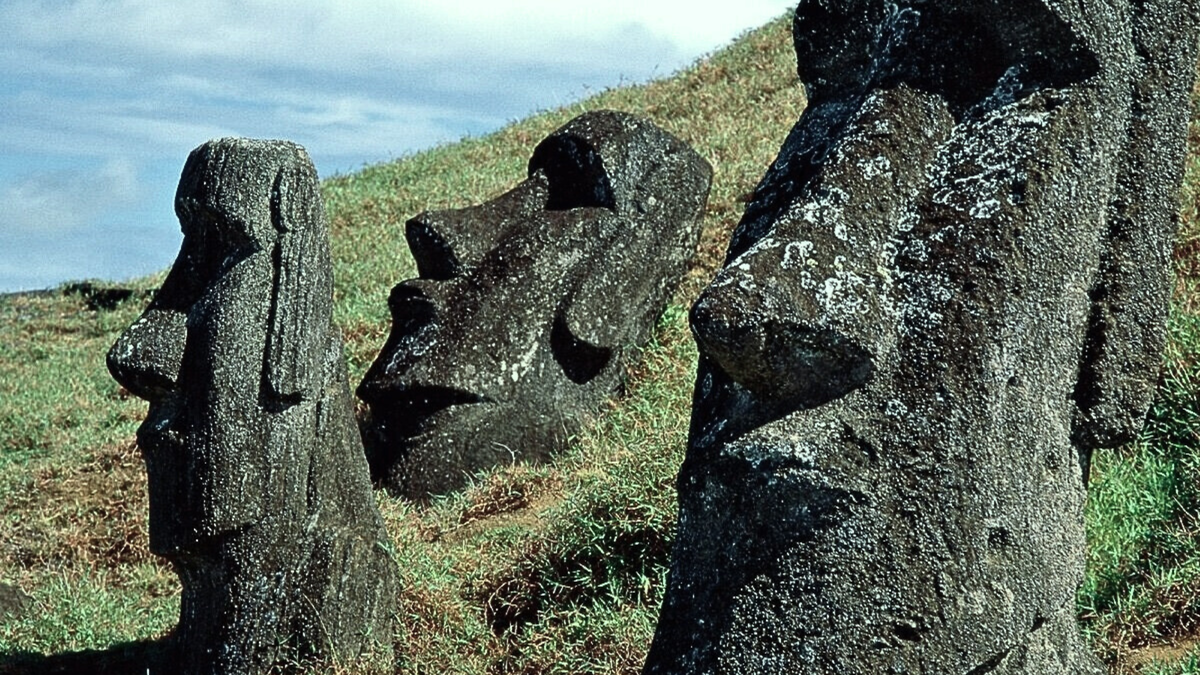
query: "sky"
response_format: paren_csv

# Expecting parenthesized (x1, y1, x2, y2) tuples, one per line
(0, 1, 795, 293)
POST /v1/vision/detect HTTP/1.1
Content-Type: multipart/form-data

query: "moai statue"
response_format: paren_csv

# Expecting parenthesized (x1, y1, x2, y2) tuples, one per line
(644, 1, 1199, 673)
(108, 139, 396, 674)
(358, 110, 712, 499)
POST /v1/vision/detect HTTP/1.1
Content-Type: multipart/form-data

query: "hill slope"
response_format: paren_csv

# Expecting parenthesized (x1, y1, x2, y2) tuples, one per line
(1, 13, 1198, 675)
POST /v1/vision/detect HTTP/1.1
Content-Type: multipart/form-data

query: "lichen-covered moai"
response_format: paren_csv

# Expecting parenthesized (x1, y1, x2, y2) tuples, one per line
(644, 2, 1199, 673)
(358, 110, 712, 499)
(108, 139, 396, 673)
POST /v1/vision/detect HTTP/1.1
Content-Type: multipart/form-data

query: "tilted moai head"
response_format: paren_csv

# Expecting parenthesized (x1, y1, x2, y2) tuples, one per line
(108, 138, 395, 674)
(644, 1, 1199, 673)
(358, 110, 712, 498)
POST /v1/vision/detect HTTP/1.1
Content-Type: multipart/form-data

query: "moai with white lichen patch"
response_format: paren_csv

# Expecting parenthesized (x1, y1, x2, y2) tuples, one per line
(108, 139, 396, 674)
(358, 110, 712, 499)
(643, 1, 1200, 673)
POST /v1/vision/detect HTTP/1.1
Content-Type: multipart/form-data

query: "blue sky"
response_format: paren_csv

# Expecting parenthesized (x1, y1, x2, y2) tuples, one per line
(0, 1, 794, 293)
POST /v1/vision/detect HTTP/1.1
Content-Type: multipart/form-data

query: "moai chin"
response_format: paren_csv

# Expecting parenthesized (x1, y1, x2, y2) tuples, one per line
(644, 1, 1200, 673)
(358, 110, 712, 499)
(108, 138, 396, 674)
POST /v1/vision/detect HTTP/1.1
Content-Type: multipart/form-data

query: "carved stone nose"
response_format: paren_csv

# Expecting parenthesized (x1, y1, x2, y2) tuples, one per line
(106, 309, 187, 402)
(690, 256, 873, 410)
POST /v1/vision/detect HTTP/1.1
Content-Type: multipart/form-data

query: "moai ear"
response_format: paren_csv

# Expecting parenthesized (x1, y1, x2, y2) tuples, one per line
(544, 111, 713, 384)
(553, 211, 667, 386)
(528, 130, 616, 211)
(264, 155, 331, 403)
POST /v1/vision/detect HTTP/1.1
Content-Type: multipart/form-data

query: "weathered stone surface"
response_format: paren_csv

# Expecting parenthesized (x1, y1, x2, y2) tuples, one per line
(644, 2, 1199, 673)
(358, 110, 712, 498)
(108, 138, 396, 674)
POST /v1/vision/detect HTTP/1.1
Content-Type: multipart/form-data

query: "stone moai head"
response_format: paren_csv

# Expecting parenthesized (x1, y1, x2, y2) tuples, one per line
(358, 110, 712, 499)
(109, 138, 332, 549)
(644, 1, 1199, 673)
(108, 138, 395, 673)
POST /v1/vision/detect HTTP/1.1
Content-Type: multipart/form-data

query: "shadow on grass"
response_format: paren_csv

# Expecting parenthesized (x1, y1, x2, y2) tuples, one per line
(0, 638, 169, 675)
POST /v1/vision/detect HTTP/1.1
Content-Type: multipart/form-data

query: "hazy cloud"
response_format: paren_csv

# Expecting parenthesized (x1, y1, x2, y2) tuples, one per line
(0, 0, 791, 158)
(0, 0, 794, 291)
(0, 1, 783, 72)
(1, 159, 142, 233)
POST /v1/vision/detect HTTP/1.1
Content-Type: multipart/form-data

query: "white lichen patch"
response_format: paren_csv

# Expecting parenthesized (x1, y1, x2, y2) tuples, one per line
(512, 336, 539, 382)
(969, 198, 1003, 220)
(556, 248, 583, 270)
(816, 261, 872, 320)
(730, 414, 843, 467)
(899, 271, 953, 334)
(387, 330, 434, 371)
(903, 238, 930, 264)
(783, 240, 816, 269)
(859, 155, 893, 180)
(880, 240, 899, 271)
(930, 105, 1052, 220)
(737, 271, 758, 294)
(791, 186, 850, 229)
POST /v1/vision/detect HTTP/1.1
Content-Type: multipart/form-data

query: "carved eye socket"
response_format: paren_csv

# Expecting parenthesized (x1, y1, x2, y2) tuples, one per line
(549, 311, 612, 385)
(529, 136, 616, 212)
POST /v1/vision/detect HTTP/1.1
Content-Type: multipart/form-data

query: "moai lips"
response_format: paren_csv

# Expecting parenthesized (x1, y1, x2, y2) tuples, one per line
(644, 1, 1199, 674)
(358, 111, 712, 499)
(108, 138, 396, 674)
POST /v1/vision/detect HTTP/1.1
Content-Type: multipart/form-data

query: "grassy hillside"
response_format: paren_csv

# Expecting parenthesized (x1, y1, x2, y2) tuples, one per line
(1, 14, 1198, 675)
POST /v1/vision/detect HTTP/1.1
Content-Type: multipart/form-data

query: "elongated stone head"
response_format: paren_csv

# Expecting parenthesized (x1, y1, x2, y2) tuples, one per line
(358, 110, 712, 499)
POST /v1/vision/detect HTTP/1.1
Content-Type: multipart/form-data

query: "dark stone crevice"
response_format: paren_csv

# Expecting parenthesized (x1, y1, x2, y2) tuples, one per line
(965, 649, 1012, 675)
(550, 310, 613, 385)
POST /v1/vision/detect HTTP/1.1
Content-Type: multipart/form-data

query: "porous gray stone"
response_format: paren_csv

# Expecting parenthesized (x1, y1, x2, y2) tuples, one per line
(108, 138, 396, 674)
(358, 110, 712, 499)
(644, 2, 1200, 673)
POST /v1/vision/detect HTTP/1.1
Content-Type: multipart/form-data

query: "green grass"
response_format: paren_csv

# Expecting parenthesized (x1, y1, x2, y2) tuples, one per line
(0, 287, 151, 473)
(0, 568, 178, 652)
(1080, 307, 1200, 666)
(1, 12, 1198, 675)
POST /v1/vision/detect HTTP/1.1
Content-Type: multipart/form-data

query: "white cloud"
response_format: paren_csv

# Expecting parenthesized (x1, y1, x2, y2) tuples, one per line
(0, 159, 142, 233)
(403, 0, 790, 56)
(0, 0, 795, 290)
(1, 1, 792, 74)
(2, 0, 794, 159)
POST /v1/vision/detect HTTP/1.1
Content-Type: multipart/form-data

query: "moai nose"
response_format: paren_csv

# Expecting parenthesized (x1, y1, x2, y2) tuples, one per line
(356, 281, 442, 404)
(107, 308, 187, 402)
(690, 248, 873, 410)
